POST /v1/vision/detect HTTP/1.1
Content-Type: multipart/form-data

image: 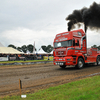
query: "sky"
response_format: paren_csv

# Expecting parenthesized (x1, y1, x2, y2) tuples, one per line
(0, 0, 100, 51)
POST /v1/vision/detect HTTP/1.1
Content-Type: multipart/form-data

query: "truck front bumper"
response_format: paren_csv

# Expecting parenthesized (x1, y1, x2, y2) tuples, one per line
(53, 56, 76, 66)
(55, 61, 66, 66)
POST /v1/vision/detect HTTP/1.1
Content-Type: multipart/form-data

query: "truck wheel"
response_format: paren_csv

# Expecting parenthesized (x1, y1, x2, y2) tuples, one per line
(76, 58, 84, 69)
(96, 56, 100, 66)
(60, 65, 66, 68)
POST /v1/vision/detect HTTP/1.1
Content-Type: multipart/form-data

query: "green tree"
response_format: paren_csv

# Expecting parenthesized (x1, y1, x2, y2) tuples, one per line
(21, 45, 27, 53)
(17, 47, 22, 52)
(8, 44, 16, 49)
(97, 45, 100, 50)
(91, 45, 97, 48)
(91, 45, 100, 50)
(46, 45, 53, 53)
(27, 44, 33, 53)
(41, 45, 53, 53)
(41, 45, 47, 52)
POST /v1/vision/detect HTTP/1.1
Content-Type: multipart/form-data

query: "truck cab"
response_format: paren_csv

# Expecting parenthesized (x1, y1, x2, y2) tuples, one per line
(53, 29, 100, 68)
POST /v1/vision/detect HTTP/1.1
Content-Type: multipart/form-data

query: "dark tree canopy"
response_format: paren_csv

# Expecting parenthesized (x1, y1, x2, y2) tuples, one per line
(8, 44, 16, 49)
(17, 47, 22, 52)
(8, 44, 53, 53)
(91, 44, 100, 50)
(27, 44, 33, 53)
(41, 45, 53, 53)
(21, 45, 27, 53)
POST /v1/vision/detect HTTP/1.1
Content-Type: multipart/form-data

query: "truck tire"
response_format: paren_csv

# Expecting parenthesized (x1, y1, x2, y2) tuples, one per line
(76, 58, 84, 69)
(60, 65, 66, 68)
(96, 56, 100, 66)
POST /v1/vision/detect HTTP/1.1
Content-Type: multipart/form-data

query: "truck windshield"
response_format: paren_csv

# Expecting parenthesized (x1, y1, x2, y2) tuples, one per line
(54, 40, 72, 48)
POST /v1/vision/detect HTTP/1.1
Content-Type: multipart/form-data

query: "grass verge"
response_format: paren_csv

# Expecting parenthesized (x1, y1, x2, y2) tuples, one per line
(0, 59, 53, 64)
(1, 75, 100, 100)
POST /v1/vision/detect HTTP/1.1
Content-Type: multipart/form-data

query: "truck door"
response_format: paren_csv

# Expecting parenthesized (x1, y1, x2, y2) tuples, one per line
(73, 38, 80, 54)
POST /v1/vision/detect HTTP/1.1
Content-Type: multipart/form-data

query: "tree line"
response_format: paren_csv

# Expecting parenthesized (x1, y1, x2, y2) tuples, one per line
(91, 45, 100, 50)
(8, 44, 100, 53)
(8, 44, 53, 53)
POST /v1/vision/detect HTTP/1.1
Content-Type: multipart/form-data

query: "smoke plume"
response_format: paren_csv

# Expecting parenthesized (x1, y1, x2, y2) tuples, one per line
(66, 2, 100, 32)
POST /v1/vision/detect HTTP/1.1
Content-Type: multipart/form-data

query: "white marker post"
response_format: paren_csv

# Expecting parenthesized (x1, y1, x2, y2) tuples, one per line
(19, 79, 22, 97)
(19, 79, 27, 98)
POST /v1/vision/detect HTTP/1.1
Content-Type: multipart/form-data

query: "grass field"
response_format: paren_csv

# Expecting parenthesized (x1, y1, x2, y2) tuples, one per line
(0, 59, 53, 64)
(1, 75, 100, 100)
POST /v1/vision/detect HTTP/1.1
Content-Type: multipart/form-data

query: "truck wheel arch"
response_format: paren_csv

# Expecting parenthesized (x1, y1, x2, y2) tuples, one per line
(96, 55, 100, 66)
(76, 56, 85, 64)
(76, 56, 85, 69)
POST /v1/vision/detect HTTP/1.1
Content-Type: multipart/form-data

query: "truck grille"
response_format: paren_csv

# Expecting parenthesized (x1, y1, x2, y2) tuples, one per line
(55, 48, 67, 56)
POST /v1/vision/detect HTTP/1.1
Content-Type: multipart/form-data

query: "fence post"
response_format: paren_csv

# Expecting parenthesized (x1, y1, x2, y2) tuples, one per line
(19, 79, 22, 96)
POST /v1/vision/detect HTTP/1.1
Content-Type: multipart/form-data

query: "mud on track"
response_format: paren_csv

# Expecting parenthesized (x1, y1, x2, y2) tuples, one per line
(0, 63, 100, 97)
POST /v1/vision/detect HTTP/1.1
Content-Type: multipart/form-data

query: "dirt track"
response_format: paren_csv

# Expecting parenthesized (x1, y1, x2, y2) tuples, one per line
(0, 63, 100, 97)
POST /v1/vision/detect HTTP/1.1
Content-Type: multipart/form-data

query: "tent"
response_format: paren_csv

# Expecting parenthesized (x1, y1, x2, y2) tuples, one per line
(0, 42, 5, 47)
(0, 47, 24, 54)
(50, 50, 53, 54)
(37, 48, 53, 55)
(0, 42, 23, 54)
(37, 48, 48, 54)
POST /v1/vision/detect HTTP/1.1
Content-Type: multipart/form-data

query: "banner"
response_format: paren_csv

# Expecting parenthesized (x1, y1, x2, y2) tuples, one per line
(43, 56, 53, 60)
(0, 57, 8, 61)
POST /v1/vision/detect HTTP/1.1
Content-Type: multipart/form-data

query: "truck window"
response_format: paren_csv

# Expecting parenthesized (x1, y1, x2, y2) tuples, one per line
(54, 40, 72, 48)
(76, 39, 79, 46)
(73, 39, 75, 46)
(57, 42, 61, 47)
(73, 39, 79, 46)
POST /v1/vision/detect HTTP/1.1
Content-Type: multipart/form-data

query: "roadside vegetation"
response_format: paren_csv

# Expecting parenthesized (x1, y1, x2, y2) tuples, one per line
(0, 59, 53, 64)
(1, 75, 100, 100)
(8, 44, 53, 53)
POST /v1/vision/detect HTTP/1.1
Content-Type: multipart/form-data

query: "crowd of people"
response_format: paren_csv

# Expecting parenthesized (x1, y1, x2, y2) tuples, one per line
(0, 53, 53, 61)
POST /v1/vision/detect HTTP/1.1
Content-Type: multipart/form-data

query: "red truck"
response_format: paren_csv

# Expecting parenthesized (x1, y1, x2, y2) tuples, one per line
(53, 29, 100, 69)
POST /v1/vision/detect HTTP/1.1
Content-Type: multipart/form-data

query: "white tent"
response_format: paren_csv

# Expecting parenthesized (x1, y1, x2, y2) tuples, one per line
(37, 48, 48, 54)
(37, 48, 53, 55)
(0, 47, 24, 54)
(0, 42, 24, 54)
(50, 50, 53, 54)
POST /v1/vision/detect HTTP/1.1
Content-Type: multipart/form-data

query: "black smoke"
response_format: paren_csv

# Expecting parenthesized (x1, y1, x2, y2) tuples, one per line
(66, 2, 100, 32)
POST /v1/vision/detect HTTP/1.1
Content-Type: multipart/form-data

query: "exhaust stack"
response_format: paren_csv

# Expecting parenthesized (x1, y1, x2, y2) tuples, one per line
(84, 24, 87, 54)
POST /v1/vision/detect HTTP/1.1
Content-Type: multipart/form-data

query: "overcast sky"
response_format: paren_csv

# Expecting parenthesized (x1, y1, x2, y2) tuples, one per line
(0, 0, 100, 51)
